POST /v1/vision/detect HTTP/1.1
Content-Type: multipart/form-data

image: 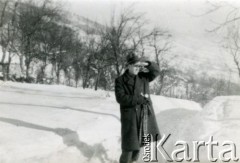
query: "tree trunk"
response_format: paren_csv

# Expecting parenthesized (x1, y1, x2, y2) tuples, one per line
(25, 38, 31, 78)
(1, 47, 6, 63)
(83, 73, 89, 89)
(51, 62, 56, 81)
(6, 55, 12, 80)
(19, 55, 25, 74)
(74, 68, 80, 88)
(68, 74, 71, 86)
(55, 63, 61, 84)
(56, 69, 60, 84)
(94, 69, 101, 91)
(75, 79, 78, 88)
(158, 74, 165, 95)
(238, 68, 240, 79)
(25, 60, 30, 78)
(1, 47, 7, 81)
(83, 59, 91, 89)
(64, 68, 71, 86)
(56, 71, 60, 84)
(2, 64, 7, 81)
(233, 56, 240, 79)
(42, 60, 47, 77)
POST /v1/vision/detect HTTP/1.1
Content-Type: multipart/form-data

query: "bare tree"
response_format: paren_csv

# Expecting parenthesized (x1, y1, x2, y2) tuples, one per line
(71, 40, 85, 88)
(81, 37, 95, 89)
(203, 1, 240, 79)
(16, 0, 60, 79)
(148, 27, 173, 95)
(224, 27, 240, 78)
(34, 19, 62, 83)
(49, 25, 75, 84)
(0, 0, 19, 81)
(203, 1, 240, 32)
(103, 6, 154, 77)
(91, 37, 113, 90)
(0, 0, 8, 28)
(0, 0, 10, 81)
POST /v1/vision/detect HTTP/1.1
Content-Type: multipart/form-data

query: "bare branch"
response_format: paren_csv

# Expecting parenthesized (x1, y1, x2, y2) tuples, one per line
(0, 0, 9, 28)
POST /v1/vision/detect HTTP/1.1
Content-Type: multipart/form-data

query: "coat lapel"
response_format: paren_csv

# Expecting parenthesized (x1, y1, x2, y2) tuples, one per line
(134, 75, 143, 96)
(122, 70, 144, 96)
(122, 71, 134, 94)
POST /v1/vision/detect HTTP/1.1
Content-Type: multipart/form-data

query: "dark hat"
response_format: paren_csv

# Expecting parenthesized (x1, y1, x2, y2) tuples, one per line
(126, 52, 141, 65)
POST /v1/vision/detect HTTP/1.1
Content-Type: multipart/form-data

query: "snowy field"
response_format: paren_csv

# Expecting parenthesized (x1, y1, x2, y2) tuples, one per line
(0, 81, 240, 163)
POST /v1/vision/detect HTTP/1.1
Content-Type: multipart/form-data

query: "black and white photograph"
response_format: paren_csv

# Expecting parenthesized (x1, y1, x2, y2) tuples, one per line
(0, 0, 240, 162)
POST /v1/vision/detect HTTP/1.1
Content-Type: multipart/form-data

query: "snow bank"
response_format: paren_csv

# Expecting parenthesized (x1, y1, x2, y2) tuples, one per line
(138, 96, 240, 163)
(151, 95, 202, 114)
(155, 96, 240, 163)
(201, 96, 240, 143)
(203, 96, 240, 120)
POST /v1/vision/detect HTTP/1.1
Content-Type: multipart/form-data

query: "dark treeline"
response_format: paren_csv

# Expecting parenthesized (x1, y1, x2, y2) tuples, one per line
(0, 0, 172, 90)
(0, 0, 239, 105)
(151, 69, 240, 105)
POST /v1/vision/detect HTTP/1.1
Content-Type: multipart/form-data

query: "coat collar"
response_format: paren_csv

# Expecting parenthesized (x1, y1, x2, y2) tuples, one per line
(122, 69, 142, 95)
(122, 69, 136, 83)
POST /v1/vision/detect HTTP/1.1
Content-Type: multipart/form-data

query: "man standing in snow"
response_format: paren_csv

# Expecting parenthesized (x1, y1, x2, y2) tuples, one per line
(115, 52, 161, 163)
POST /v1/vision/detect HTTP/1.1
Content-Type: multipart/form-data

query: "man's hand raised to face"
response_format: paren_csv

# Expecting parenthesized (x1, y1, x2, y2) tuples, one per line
(134, 61, 150, 73)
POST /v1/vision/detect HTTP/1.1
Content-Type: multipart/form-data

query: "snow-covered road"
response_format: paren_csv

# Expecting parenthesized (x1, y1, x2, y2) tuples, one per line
(0, 82, 121, 163)
(0, 81, 239, 163)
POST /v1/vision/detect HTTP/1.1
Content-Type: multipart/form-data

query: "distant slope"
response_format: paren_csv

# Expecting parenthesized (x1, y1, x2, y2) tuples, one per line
(64, 12, 105, 35)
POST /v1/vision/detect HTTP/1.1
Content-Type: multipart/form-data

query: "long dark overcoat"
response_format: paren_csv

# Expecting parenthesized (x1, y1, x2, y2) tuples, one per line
(115, 61, 161, 151)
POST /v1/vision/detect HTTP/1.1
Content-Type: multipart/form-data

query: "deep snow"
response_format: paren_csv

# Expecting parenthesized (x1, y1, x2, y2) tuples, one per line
(0, 81, 239, 163)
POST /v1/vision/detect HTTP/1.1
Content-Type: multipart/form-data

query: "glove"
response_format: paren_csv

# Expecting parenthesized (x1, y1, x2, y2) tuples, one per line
(137, 95, 150, 105)
(143, 97, 150, 105)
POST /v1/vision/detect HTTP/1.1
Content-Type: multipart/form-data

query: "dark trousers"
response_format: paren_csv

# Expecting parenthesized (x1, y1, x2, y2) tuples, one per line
(119, 150, 140, 163)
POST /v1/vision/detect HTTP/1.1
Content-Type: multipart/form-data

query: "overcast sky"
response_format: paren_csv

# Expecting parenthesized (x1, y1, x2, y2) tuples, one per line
(62, 0, 230, 54)
(62, 0, 225, 37)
